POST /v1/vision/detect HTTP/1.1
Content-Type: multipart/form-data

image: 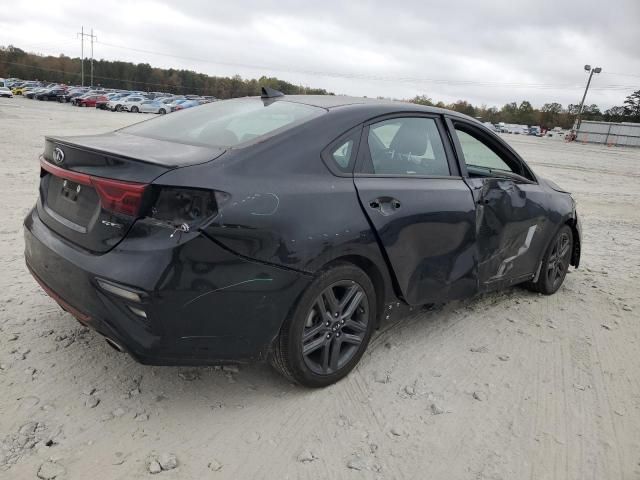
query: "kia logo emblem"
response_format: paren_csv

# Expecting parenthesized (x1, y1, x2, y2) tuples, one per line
(53, 147, 65, 165)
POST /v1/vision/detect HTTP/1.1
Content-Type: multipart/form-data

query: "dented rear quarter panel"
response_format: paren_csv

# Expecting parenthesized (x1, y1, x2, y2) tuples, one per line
(152, 108, 399, 305)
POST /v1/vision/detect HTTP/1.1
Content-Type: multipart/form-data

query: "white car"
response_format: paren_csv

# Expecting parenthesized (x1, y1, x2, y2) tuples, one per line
(139, 100, 169, 114)
(105, 95, 131, 112)
(121, 96, 147, 113)
(0, 87, 13, 98)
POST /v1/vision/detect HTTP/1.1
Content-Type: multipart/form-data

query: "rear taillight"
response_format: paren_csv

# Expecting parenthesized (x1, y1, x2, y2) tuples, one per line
(40, 158, 148, 217)
(91, 177, 147, 216)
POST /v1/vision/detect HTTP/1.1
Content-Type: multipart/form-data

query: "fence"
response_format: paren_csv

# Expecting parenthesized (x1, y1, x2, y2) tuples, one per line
(576, 121, 640, 147)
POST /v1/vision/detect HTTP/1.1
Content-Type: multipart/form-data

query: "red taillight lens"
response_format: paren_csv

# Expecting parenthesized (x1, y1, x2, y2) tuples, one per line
(90, 177, 147, 216)
(40, 158, 148, 217)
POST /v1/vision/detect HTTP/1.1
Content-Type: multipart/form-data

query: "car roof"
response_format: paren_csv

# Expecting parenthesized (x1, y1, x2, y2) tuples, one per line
(256, 94, 480, 124)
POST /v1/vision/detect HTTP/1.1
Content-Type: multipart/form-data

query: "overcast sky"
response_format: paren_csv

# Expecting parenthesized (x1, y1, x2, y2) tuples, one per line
(1, 0, 639, 108)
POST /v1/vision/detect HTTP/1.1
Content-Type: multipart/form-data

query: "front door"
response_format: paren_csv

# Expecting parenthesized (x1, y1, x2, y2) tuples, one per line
(447, 119, 549, 290)
(354, 115, 477, 305)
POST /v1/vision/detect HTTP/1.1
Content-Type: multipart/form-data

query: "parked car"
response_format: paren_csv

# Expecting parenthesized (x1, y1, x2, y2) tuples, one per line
(59, 89, 89, 103)
(25, 91, 581, 387)
(35, 88, 67, 101)
(76, 95, 107, 108)
(0, 86, 13, 98)
(164, 99, 186, 112)
(139, 100, 169, 114)
(70, 93, 90, 106)
(24, 87, 47, 98)
(107, 94, 141, 112)
(12, 82, 39, 95)
(4, 78, 22, 88)
(96, 93, 121, 109)
(172, 100, 198, 111)
(121, 96, 147, 112)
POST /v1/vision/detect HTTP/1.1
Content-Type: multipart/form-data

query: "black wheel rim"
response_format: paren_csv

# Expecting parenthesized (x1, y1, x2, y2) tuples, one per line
(546, 232, 571, 289)
(301, 280, 369, 375)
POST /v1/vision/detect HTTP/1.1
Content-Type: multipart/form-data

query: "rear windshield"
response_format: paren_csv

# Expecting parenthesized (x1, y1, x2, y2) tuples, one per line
(121, 98, 325, 148)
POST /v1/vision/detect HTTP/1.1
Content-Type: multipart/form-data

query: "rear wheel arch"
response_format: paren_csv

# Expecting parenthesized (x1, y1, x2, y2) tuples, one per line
(316, 255, 389, 327)
(270, 260, 377, 386)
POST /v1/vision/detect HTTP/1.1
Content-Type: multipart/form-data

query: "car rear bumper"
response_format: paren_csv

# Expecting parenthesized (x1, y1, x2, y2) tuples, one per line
(24, 207, 312, 365)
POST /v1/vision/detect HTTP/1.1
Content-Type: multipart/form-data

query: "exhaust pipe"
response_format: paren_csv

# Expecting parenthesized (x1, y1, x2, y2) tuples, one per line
(105, 337, 124, 353)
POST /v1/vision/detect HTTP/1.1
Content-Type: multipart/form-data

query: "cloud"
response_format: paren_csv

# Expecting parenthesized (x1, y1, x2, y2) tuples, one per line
(0, 0, 638, 108)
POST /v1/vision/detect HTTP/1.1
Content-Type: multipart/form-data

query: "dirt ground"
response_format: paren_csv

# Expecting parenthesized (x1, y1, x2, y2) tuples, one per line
(1, 97, 639, 480)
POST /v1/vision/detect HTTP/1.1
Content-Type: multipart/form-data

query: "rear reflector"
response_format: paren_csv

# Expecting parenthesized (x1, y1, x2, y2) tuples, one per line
(40, 157, 147, 216)
(128, 306, 147, 318)
(97, 279, 143, 302)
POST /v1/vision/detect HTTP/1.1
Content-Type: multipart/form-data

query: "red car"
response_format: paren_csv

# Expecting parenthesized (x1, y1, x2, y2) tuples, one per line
(77, 95, 107, 108)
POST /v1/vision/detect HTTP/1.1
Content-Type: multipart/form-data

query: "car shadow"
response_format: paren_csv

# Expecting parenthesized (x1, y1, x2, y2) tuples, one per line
(33, 281, 554, 415)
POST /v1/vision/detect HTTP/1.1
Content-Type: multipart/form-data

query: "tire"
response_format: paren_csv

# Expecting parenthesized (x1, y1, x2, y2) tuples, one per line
(270, 262, 376, 387)
(159, 108, 166, 114)
(526, 225, 573, 295)
(116, 105, 123, 112)
(131, 106, 139, 113)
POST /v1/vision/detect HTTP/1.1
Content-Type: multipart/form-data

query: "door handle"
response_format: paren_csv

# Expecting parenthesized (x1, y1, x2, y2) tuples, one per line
(369, 197, 401, 215)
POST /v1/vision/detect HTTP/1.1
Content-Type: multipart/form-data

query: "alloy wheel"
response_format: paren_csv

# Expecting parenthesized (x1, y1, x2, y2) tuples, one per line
(546, 232, 571, 289)
(301, 280, 369, 375)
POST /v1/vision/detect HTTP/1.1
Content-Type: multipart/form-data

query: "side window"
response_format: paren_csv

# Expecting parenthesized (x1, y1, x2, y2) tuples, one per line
(454, 128, 513, 173)
(332, 139, 354, 169)
(366, 117, 449, 176)
(322, 131, 359, 175)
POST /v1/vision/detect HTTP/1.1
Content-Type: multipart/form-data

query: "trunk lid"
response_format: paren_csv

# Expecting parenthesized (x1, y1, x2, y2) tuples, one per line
(37, 133, 224, 253)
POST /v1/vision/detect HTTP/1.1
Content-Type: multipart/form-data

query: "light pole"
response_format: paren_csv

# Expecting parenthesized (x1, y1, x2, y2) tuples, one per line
(575, 64, 602, 130)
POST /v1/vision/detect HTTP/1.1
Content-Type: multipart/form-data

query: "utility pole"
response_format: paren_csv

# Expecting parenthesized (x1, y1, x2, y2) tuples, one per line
(575, 64, 602, 131)
(90, 28, 97, 87)
(77, 27, 97, 87)
(77, 26, 84, 86)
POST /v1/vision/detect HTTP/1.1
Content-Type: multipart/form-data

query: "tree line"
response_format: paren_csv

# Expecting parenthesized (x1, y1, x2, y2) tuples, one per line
(0, 45, 331, 98)
(2, 45, 639, 129)
(408, 91, 640, 129)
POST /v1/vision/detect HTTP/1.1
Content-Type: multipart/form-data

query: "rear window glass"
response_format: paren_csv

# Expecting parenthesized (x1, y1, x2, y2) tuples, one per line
(121, 98, 325, 148)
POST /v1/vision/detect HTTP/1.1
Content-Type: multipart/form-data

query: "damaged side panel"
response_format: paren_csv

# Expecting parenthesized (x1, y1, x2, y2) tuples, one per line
(465, 176, 568, 291)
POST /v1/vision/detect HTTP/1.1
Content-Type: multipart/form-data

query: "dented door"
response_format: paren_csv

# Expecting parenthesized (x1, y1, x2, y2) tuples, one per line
(465, 177, 547, 290)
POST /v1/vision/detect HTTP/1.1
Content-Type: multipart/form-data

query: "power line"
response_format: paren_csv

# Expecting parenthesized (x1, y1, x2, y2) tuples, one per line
(4, 41, 638, 95)
(95, 40, 638, 92)
(8, 37, 639, 92)
(7, 38, 638, 92)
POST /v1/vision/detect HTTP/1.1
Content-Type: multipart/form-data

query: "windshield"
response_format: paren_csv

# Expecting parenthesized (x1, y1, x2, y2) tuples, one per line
(121, 98, 325, 148)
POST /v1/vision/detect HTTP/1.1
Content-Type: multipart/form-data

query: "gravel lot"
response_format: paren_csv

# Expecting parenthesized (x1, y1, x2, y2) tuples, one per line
(1, 96, 639, 479)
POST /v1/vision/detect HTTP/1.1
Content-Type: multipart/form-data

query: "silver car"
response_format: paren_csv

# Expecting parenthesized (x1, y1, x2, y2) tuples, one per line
(139, 100, 169, 114)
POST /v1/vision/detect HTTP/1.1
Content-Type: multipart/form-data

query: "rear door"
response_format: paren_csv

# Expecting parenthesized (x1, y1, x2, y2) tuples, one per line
(446, 118, 548, 290)
(353, 114, 477, 305)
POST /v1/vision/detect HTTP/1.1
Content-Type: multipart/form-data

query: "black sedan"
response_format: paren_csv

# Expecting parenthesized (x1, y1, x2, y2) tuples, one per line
(35, 88, 67, 101)
(24, 89, 581, 387)
(58, 90, 88, 103)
